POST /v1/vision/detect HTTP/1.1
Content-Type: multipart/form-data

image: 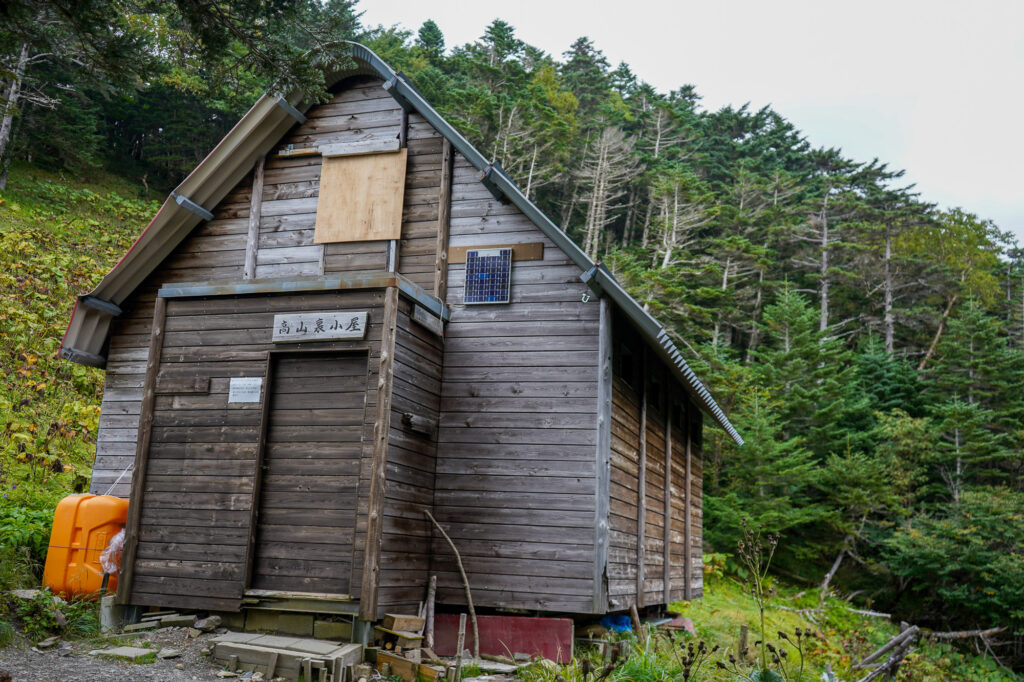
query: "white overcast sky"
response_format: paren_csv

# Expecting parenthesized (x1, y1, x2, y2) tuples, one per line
(358, 0, 1024, 242)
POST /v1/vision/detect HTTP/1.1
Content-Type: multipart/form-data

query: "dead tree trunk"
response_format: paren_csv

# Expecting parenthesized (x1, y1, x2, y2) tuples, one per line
(0, 43, 29, 191)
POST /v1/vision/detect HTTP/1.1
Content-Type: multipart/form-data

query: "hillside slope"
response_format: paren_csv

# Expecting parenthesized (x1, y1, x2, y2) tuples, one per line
(0, 164, 155, 512)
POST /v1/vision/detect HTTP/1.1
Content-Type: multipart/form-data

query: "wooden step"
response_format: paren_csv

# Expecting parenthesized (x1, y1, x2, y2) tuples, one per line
(212, 633, 362, 681)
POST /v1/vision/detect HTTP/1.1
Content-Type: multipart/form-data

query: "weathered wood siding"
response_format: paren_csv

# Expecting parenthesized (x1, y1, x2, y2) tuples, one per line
(607, 323, 704, 610)
(431, 152, 601, 614)
(91, 291, 155, 497)
(91, 76, 444, 495)
(608, 373, 640, 610)
(127, 290, 384, 611)
(642, 381, 667, 605)
(89, 71, 711, 616)
(376, 298, 444, 617)
(688, 409, 704, 598)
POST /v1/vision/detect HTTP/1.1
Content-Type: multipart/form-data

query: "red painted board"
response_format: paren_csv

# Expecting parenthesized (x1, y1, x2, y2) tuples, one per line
(433, 614, 574, 663)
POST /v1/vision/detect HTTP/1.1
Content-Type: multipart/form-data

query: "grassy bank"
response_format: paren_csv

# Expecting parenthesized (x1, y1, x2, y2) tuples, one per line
(0, 164, 155, 516)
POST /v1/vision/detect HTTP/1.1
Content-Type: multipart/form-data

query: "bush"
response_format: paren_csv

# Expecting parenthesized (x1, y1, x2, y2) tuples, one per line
(884, 488, 1024, 628)
(0, 505, 53, 569)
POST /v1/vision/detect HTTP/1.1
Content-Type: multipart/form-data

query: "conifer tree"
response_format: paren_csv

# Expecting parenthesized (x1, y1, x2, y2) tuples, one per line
(750, 288, 873, 457)
(416, 19, 445, 63)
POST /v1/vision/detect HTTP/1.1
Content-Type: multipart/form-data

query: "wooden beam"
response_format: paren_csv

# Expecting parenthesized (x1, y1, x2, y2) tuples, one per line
(243, 156, 265, 280)
(359, 286, 400, 621)
(386, 239, 399, 272)
(447, 242, 543, 264)
(242, 353, 273, 591)
(663, 400, 673, 605)
(592, 297, 612, 614)
(411, 304, 443, 337)
(433, 138, 453, 300)
(273, 146, 319, 158)
(399, 109, 409, 148)
(79, 295, 121, 317)
(636, 349, 648, 608)
(684, 403, 693, 601)
(116, 295, 167, 605)
(157, 272, 450, 321)
(320, 138, 401, 157)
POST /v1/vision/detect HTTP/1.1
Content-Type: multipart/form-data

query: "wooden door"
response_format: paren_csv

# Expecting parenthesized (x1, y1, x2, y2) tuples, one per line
(250, 352, 368, 594)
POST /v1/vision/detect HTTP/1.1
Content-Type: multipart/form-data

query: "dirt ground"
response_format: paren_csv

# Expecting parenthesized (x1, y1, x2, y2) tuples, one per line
(0, 626, 227, 682)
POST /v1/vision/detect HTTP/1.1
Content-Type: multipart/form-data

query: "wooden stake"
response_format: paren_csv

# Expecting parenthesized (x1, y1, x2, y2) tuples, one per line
(424, 510, 478, 659)
(629, 603, 642, 639)
(425, 575, 437, 649)
(453, 613, 467, 681)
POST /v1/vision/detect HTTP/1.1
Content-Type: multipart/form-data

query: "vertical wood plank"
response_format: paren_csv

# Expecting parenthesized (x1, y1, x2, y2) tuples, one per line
(243, 157, 265, 280)
(684, 402, 693, 600)
(359, 286, 400, 620)
(242, 352, 273, 591)
(636, 350, 648, 607)
(116, 295, 167, 605)
(593, 297, 612, 613)
(433, 139, 453, 300)
(399, 108, 409, 148)
(663, 401, 673, 605)
(387, 239, 399, 271)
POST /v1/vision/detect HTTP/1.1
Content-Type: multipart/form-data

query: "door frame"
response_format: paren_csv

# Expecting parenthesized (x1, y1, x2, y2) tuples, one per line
(241, 345, 372, 594)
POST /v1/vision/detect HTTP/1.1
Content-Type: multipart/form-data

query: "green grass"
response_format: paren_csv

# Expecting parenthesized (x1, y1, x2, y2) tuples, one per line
(520, 575, 1017, 681)
(0, 163, 156, 517)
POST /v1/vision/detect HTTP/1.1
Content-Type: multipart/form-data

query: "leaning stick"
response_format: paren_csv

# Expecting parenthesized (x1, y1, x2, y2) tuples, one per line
(424, 510, 479, 659)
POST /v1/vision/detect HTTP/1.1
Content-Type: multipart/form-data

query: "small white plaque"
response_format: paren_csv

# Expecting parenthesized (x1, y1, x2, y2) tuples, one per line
(228, 377, 263, 403)
(272, 311, 368, 343)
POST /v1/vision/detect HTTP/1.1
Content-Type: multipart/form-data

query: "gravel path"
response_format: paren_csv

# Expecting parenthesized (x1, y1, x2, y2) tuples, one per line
(0, 627, 226, 682)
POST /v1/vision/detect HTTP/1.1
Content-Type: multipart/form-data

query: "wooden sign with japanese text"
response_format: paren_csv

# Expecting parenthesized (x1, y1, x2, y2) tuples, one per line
(272, 311, 368, 343)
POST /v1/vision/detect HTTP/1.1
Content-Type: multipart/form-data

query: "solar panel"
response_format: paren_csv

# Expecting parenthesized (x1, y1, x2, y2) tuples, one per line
(464, 247, 512, 304)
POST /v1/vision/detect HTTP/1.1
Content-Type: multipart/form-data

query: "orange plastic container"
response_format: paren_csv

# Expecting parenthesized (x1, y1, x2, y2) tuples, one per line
(42, 494, 129, 598)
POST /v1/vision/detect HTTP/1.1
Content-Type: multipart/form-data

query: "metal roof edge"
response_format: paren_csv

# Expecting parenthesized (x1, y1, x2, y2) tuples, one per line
(588, 265, 743, 445)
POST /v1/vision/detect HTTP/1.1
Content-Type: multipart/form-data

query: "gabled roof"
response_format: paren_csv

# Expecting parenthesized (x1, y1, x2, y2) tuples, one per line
(61, 42, 742, 445)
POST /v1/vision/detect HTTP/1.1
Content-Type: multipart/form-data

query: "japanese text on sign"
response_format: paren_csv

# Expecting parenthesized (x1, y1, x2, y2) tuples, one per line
(228, 377, 263, 403)
(272, 311, 368, 343)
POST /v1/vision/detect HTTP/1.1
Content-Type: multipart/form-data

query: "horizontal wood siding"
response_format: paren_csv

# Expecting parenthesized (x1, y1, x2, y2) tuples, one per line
(432, 153, 600, 614)
(90, 76, 446, 496)
(91, 290, 156, 497)
(128, 290, 385, 611)
(377, 298, 444, 616)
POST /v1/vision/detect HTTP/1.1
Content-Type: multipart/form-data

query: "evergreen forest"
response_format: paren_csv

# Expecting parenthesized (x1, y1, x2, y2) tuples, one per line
(1, 0, 1022, 672)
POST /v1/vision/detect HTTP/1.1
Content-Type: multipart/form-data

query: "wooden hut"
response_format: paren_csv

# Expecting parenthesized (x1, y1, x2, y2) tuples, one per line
(61, 43, 742, 631)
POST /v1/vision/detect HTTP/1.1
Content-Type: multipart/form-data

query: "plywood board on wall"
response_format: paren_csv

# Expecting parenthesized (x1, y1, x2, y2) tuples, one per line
(315, 148, 408, 243)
